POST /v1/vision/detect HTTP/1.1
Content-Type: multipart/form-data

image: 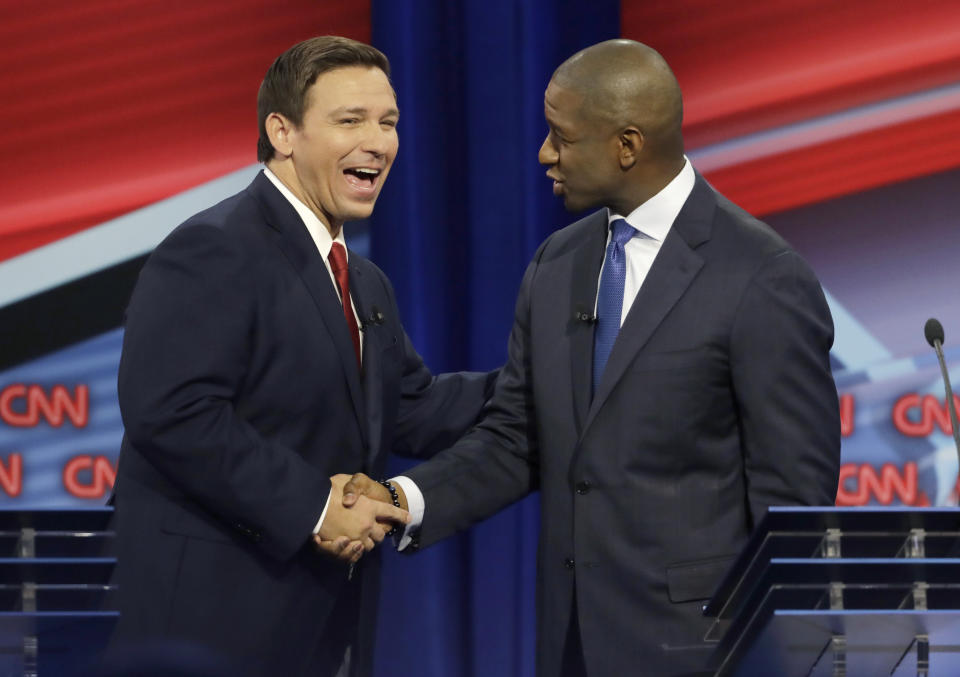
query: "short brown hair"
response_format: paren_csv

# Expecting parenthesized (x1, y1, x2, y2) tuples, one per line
(256, 36, 392, 162)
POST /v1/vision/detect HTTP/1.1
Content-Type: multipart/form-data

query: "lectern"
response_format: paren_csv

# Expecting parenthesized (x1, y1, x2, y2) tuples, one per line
(704, 507, 960, 676)
(0, 508, 116, 676)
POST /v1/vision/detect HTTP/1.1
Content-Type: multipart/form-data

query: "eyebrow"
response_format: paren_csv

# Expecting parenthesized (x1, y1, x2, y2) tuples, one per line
(329, 106, 400, 118)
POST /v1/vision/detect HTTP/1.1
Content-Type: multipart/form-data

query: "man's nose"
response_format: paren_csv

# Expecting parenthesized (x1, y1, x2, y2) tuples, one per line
(361, 123, 395, 157)
(538, 135, 557, 165)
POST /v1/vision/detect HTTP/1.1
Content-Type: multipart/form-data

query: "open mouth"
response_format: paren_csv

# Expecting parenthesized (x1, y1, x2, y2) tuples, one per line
(343, 167, 381, 193)
(546, 171, 564, 195)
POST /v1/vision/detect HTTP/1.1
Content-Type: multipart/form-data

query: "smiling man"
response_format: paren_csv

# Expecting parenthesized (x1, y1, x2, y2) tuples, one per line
(108, 36, 493, 677)
(344, 39, 841, 676)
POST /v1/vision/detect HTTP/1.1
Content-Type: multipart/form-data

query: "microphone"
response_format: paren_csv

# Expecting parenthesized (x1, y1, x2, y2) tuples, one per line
(925, 318, 945, 348)
(573, 304, 596, 324)
(361, 305, 385, 329)
(924, 318, 960, 472)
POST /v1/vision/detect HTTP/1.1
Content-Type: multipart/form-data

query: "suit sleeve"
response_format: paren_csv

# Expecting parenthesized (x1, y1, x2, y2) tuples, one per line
(389, 330, 496, 459)
(402, 254, 543, 548)
(729, 249, 841, 524)
(118, 225, 329, 561)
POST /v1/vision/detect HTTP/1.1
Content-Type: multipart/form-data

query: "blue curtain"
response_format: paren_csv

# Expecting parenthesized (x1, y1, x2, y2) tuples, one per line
(369, 2, 619, 676)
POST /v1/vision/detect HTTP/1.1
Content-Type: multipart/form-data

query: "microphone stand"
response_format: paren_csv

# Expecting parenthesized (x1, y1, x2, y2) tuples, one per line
(931, 338, 960, 474)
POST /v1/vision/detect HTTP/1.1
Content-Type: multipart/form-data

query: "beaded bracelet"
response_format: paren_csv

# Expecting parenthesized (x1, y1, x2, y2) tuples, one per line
(378, 479, 401, 537)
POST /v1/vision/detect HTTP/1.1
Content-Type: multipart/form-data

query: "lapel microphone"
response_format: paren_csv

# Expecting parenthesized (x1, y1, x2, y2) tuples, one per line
(573, 304, 597, 324)
(360, 305, 385, 330)
(924, 317, 960, 471)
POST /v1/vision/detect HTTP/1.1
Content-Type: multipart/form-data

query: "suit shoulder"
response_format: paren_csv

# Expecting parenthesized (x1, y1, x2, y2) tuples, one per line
(709, 187, 790, 259)
(166, 190, 259, 241)
(705, 186, 823, 292)
(141, 190, 263, 281)
(150, 187, 269, 259)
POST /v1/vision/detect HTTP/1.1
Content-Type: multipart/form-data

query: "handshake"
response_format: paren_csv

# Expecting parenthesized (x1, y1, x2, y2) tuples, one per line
(313, 473, 409, 564)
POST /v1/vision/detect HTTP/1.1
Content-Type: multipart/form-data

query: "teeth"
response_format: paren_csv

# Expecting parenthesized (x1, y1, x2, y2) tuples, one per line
(355, 168, 378, 176)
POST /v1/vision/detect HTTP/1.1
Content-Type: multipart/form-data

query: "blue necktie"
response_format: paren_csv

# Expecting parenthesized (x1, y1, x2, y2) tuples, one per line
(593, 218, 637, 393)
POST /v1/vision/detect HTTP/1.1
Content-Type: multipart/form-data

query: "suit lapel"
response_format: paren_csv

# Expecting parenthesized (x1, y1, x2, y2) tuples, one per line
(248, 172, 369, 446)
(567, 212, 608, 433)
(349, 262, 386, 468)
(582, 175, 716, 434)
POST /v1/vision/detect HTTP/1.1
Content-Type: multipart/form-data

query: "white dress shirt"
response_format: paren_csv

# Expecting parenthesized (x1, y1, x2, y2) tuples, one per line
(263, 168, 363, 352)
(395, 158, 696, 547)
(262, 167, 363, 536)
(599, 157, 695, 326)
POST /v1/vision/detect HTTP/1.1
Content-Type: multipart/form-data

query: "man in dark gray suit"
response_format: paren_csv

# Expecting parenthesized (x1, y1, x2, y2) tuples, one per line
(347, 39, 841, 676)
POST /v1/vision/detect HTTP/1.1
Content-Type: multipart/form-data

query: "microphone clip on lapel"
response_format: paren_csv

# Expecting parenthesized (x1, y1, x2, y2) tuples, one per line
(573, 305, 597, 324)
(360, 305, 386, 330)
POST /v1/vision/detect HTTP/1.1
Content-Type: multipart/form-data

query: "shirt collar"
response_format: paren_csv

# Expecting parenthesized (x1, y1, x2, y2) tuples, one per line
(607, 156, 695, 241)
(263, 166, 347, 259)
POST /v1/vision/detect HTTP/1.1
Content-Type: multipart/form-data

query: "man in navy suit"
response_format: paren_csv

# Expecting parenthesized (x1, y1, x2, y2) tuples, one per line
(345, 40, 841, 676)
(109, 36, 492, 677)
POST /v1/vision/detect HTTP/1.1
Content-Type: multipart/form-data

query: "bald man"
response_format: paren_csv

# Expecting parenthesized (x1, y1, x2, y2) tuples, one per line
(348, 40, 840, 676)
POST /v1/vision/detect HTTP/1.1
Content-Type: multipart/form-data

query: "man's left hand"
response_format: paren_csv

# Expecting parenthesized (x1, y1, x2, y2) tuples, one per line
(342, 473, 408, 511)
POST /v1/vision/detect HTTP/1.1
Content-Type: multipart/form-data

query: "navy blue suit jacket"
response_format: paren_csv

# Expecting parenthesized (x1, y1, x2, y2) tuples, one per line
(405, 174, 841, 677)
(111, 171, 491, 676)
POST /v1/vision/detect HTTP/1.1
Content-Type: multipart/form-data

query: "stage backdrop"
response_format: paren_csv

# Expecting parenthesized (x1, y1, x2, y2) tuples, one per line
(1, 1, 960, 676)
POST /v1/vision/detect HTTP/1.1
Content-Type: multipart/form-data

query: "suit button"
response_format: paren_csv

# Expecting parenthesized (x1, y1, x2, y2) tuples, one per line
(564, 557, 575, 570)
(575, 481, 591, 495)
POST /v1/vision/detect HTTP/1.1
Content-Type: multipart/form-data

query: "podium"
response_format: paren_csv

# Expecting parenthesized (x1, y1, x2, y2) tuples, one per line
(0, 508, 116, 676)
(704, 507, 960, 676)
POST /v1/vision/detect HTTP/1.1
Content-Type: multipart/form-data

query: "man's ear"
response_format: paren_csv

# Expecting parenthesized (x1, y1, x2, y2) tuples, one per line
(265, 112, 296, 159)
(618, 127, 643, 170)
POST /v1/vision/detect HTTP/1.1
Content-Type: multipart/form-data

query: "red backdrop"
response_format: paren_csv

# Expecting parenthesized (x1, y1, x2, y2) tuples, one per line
(623, 0, 960, 215)
(0, 0, 369, 263)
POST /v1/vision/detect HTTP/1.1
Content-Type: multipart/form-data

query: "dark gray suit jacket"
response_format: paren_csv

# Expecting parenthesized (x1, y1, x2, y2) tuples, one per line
(405, 174, 841, 677)
(111, 171, 492, 677)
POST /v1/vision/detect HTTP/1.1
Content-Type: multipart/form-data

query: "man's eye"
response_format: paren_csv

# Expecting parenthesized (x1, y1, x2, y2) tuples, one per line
(381, 119, 397, 129)
(340, 118, 360, 125)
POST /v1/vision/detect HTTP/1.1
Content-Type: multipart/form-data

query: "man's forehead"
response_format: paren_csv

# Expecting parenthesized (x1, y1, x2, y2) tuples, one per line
(546, 79, 586, 107)
(544, 79, 588, 123)
(305, 67, 397, 113)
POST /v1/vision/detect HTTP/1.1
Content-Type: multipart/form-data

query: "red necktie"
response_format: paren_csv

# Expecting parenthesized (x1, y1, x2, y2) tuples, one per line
(327, 242, 361, 369)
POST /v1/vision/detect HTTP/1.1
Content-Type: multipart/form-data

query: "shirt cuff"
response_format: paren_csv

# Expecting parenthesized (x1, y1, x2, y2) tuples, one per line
(390, 475, 423, 550)
(312, 488, 333, 535)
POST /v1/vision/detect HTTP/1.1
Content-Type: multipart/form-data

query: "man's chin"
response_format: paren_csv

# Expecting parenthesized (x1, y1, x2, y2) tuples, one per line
(561, 195, 590, 213)
(339, 201, 378, 223)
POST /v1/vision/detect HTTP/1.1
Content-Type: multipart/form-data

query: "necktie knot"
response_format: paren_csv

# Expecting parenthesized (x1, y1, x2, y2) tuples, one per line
(610, 218, 637, 247)
(329, 242, 348, 276)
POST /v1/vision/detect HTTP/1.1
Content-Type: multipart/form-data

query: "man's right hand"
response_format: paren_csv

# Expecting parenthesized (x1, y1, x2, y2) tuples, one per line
(316, 474, 410, 552)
